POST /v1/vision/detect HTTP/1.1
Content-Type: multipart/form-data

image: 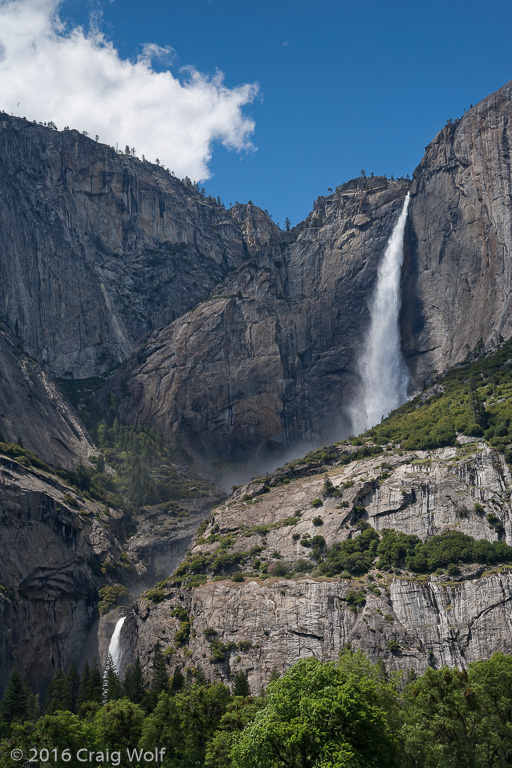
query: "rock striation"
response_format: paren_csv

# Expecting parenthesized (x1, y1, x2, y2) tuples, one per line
(130, 570, 512, 695)
(0, 452, 130, 694)
(112, 79, 512, 465)
(0, 115, 278, 378)
(126, 441, 512, 692)
(403, 79, 512, 387)
(113, 179, 411, 462)
(0, 327, 94, 467)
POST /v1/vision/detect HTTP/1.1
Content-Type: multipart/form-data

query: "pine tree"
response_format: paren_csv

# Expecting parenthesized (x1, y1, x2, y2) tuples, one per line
(232, 671, 250, 697)
(103, 654, 123, 703)
(124, 657, 146, 704)
(78, 661, 91, 705)
(170, 666, 185, 694)
(0, 670, 27, 729)
(87, 661, 104, 703)
(63, 664, 80, 713)
(284, 217, 291, 231)
(150, 643, 169, 701)
(45, 669, 66, 714)
(23, 683, 40, 722)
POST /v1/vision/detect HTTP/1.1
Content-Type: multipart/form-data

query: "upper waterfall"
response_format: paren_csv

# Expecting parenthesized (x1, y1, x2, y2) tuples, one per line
(350, 192, 410, 434)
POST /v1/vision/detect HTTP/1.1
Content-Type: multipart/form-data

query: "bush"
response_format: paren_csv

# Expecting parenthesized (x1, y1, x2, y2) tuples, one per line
(345, 590, 366, 611)
(322, 478, 339, 498)
(98, 584, 130, 615)
(231, 571, 244, 582)
(172, 606, 191, 646)
(319, 527, 379, 577)
(268, 562, 291, 577)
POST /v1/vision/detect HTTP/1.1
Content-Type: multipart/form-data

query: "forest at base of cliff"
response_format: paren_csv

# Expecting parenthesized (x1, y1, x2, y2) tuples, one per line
(0, 648, 510, 768)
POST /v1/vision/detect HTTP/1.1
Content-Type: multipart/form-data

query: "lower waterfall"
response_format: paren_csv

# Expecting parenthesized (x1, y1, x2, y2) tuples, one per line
(350, 192, 410, 434)
(107, 616, 126, 672)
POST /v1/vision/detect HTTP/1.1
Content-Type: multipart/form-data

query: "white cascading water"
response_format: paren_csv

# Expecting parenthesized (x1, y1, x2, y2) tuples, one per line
(107, 616, 126, 672)
(350, 192, 410, 435)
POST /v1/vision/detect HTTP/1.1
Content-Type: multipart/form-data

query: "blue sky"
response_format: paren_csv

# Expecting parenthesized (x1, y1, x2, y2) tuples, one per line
(3, 0, 512, 226)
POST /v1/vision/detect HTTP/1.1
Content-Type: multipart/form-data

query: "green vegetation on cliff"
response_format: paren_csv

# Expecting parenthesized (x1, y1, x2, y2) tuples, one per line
(56, 377, 216, 512)
(367, 338, 512, 457)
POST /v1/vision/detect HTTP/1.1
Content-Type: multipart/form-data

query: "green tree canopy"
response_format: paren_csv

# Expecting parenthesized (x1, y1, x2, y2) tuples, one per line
(231, 650, 399, 768)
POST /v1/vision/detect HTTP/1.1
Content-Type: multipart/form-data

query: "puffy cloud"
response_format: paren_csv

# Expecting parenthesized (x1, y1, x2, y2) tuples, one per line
(0, 0, 258, 179)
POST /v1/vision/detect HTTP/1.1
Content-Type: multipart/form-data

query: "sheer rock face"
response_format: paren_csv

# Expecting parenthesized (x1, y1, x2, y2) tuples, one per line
(0, 454, 128, 694)
(403, 79, 512, 387)
(113, 179, 411, 461)
(112, 80, 512, 464)
(130, 572, 512, 695)
(126, 443, 512, 692)
(0, 329, 94, 467)
(0, 115, 277, 377)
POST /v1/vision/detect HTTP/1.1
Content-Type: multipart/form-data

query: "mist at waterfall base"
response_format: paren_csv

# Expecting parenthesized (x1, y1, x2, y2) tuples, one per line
(350, 193, 411, 435)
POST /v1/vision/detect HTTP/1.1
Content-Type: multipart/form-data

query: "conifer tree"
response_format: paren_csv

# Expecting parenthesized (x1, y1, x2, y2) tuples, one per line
(124, 657, 146, 704)
(87, 661, 104, 703)
(0, 670, 27, 731)
(103, 654, 123, 703)
(63, 664, 80, 714)
(150, 643, 169, 693)
(149, 643, 169, 706)
(23, 683, 40, 722)
(78, 661, 91, 705)
(45, 669, 66, 714)
(232, 671, 250, 698)
(170, 666, 185, 694)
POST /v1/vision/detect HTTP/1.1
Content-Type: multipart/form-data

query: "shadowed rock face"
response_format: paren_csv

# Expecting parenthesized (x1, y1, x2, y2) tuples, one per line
(0, 454, 128, 695)
(0, 329, 94, 467)
(0, 115, 278, 378)
(0, 449, 224, 693)
(403, 79, 512, 387)
(113, 179, 411, 462)
(111, 81, 512, 466)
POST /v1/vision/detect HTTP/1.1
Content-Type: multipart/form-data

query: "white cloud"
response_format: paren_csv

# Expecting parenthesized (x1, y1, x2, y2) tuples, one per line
(0, 0, 258, 179)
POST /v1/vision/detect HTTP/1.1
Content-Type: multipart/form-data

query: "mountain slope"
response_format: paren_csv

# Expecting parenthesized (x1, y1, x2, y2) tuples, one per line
(111, 178, 411, 463)
(403, 79, 512, 387)
(123, 340, 512, 690)
(0, 114, 278, 378)
(0, 327, 94, 467)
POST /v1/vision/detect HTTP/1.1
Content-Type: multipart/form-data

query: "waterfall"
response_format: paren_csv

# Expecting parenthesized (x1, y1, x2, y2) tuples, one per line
(350, 193, 410, 434)
(107, 616, 126, 673)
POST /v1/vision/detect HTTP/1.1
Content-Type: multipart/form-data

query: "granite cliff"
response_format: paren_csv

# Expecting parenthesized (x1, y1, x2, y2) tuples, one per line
(110, 81, 512, 466)
(0, 114, 278, 379)
(0, 451, 127, 694)
(122, 439, 512, 692)
(113, 178, 411, 463)
(0, 327, 94, 467)
(1, 79, 512, 697)
(403, 79, 512, 387)
(0, 444, 223, 693)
